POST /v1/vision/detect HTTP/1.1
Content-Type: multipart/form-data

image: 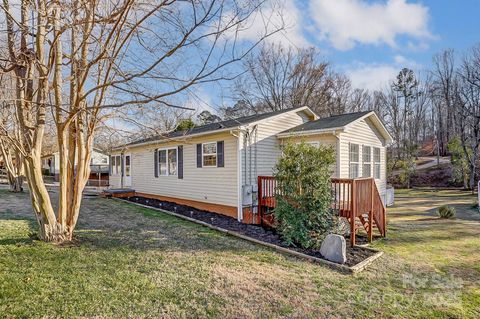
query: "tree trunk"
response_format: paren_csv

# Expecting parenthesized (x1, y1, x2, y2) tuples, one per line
(0, 140, 24, 192)
(37, 219, 72, 242)
(22, 155, 69, 242)
(469, 161, 476, 193)
(8, 173, 24, 192)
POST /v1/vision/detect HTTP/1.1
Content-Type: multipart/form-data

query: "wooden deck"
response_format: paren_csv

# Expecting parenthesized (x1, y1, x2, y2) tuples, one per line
(258, 176, 386, 246)
(101, 188, 136, 198)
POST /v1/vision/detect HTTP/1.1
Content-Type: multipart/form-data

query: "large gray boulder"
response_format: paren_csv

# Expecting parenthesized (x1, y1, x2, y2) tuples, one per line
(320, 234, 347, 264)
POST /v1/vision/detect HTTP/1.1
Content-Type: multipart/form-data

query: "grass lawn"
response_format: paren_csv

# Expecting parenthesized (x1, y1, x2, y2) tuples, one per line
(0, 187, 479, 318)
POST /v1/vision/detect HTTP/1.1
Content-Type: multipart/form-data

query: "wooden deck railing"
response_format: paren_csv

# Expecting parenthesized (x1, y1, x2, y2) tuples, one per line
(258, 175, 386, 246)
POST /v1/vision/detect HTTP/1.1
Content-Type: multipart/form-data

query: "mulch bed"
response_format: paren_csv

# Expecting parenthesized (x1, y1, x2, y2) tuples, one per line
(123, 196, 377, 267)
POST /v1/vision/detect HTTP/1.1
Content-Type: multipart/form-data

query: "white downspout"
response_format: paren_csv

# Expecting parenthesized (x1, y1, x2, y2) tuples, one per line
(231, 129, 243, 222)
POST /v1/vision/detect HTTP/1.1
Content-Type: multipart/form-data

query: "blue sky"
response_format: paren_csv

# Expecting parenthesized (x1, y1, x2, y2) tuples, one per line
(195, 0, 480, 113)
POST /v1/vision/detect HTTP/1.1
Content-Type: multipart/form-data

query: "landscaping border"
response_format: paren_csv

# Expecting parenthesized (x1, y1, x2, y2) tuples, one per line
(114, 198, 384, 274)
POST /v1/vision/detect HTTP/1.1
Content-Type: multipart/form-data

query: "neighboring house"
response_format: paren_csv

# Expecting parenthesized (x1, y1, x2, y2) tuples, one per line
(42, 148, 110, 186)
(109, 106, 393, 223)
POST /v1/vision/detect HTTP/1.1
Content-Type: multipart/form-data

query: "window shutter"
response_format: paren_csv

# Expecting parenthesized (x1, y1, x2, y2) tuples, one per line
(109, 156, 113, 175)
(196, 144, 202, 168)
(154, 149, 159, 177)
(217, 141, 224, 167)
(178, 146, 183, 179)
(120, 154, 125, 177)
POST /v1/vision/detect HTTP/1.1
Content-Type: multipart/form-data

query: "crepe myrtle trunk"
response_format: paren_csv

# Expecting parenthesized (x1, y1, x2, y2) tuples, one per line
(8, 173, 24, 192)
(21, 146, 91, 242)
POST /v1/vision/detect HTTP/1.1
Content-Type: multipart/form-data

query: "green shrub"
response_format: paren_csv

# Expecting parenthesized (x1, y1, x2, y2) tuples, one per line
(437, 205, 456, 219)
(274, 141, 337, 249)
(471, 201, 479, 210)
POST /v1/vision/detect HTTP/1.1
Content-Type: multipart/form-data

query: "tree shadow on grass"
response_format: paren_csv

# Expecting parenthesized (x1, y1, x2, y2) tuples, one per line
(0, 210, 38, 246)
(73, 223, 261, 255)
(0, 197, 263, 256)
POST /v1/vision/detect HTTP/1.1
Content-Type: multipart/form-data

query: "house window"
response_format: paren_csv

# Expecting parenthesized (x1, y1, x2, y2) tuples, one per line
(115, 155, 121, 175)
(125, 155, 131, 177)
(168, 149, 177, 175)
(158, 150, 167, 176)
(362, 145, 372, 177)
(374, 147, 381, 179)
(202, 142, 217, 167)
(158, 148, 177, 176)
(110, 156, 115, 175)
(349, 143, 359, 178)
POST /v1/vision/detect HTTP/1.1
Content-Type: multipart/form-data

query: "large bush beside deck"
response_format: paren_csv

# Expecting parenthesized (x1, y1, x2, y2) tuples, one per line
(274, 142, 337, 249)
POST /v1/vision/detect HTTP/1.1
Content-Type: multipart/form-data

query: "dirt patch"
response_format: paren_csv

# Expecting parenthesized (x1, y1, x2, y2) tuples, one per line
(123, 196, 377, 267)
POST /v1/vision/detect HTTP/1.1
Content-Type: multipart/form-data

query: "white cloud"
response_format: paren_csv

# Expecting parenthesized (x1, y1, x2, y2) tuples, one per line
(345, 55, 422, 90)
(222, 0, 310, 48)
(346, 64, 398, 91)
(393, 55, 408, 64)
(309, 0, 433, 50)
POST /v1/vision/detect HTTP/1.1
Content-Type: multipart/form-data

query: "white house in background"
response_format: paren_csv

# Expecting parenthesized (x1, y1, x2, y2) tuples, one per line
(42, 148, 110, 186)
(109, 106, 393, 223)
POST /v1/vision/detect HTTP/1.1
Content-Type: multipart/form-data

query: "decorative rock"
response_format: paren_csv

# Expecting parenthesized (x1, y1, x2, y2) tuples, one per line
(320, 234, 347, 264)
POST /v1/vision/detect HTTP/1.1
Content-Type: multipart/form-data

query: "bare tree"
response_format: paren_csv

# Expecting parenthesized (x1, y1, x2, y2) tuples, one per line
(231, 44, 330, 114)
(457, 45, 480, 190)
(0, 73, 23, 192)
(0, 0, 277, 242)
(431, 49, 458, 157)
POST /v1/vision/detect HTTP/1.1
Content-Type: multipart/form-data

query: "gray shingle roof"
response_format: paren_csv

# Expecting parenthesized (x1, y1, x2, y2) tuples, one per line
(280, 110, 373, 134)
(122, 107, 303, 148)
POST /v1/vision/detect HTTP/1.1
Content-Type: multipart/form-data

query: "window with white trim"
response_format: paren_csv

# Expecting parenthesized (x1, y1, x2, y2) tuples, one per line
(349, 143, 359, 178)
(113, 155, 121, 175)
(168, 149, 177, 175)
(374, 147, 381, 179)
(125, 155, 131, 177)
(362, 145, 372, 177)
(202, 142, 217, 167)
(158, 148, 177, 176)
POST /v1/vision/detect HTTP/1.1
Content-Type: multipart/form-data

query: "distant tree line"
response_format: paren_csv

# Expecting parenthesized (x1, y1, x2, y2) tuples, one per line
(213, 43, 480, 190)
(84, 41, 480, 191)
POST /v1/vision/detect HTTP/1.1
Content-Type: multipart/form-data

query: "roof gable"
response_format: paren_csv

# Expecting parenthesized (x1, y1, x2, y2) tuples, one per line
(278, 110, 393, 143)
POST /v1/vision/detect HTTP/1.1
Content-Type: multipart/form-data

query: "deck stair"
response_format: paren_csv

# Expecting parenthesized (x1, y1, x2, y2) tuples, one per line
(258, 176, 387, 246)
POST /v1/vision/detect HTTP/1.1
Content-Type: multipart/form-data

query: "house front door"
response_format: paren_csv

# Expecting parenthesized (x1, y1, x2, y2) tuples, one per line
(123, 154, 132, 187)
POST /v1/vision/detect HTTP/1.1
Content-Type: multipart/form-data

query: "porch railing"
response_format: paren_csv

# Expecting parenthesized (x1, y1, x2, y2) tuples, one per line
(258, 176, 386, 246)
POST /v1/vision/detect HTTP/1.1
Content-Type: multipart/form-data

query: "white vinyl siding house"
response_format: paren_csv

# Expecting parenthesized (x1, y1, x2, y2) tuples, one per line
(109, 107, 392, 221)
(43, 149, 110, 186)
(239, 109, 313, 186)
(338, 116, 388, 200)
(110, 132, 239, 214)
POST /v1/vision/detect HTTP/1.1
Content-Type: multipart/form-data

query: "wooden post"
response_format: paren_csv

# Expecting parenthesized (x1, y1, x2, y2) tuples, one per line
(258, 176, 262, 225)
(368, 211, 373, 243)
(383, 202, 387, 237)
(368, 178, 374, 242)
(350, 180, 356, 247)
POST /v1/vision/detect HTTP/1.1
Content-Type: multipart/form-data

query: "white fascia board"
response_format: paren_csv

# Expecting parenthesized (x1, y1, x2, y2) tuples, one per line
(277, 127, 345, 138)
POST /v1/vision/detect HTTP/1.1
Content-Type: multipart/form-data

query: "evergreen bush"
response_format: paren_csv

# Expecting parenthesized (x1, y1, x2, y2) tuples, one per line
(274, 142, 336, 249)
